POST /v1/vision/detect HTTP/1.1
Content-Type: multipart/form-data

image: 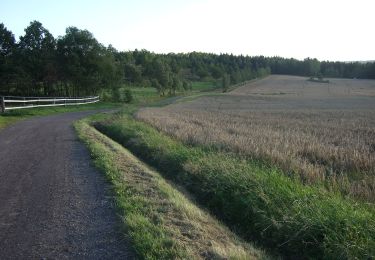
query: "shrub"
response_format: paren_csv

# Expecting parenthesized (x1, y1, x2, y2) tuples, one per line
(123, 89, 133, 103)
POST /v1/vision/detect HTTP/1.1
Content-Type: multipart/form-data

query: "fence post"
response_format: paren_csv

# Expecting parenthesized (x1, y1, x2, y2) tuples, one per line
(1, 96, 5, 113)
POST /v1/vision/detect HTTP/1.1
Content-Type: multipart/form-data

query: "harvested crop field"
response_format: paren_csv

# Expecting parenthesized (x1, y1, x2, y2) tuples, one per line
(137, 75, 375, 201)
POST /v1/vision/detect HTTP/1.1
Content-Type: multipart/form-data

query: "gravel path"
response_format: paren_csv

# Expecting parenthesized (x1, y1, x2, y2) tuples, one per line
(0, 111, 135, 259)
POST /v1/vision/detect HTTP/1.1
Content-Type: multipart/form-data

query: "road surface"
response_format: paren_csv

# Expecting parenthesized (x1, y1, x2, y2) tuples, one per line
(0, 111, 135, 259)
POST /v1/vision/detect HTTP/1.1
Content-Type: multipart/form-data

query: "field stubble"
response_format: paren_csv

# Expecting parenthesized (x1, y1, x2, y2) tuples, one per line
(137, 75, 375, 201)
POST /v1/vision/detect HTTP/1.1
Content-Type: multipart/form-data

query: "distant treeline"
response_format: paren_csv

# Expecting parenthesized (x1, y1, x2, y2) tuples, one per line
(1, 21, 374, 97)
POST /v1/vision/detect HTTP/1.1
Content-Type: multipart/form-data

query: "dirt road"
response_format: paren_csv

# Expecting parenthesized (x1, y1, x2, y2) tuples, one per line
(0, 111, 135, 259)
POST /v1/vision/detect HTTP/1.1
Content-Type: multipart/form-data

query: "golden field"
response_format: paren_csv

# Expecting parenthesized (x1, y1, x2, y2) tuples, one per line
(137, 75, 375, 201)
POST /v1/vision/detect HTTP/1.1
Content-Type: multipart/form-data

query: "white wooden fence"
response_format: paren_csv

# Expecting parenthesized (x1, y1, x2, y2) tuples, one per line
(0, 96, 100, 113)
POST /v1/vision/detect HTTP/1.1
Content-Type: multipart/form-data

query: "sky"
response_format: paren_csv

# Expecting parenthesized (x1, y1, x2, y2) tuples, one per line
(1, 0, 374, 61)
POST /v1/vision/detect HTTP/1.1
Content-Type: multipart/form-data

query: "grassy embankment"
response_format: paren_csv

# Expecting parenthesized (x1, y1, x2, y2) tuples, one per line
(95, 110, 374, 259)
(76, 81, 270, 259)
(84, 78, 375, 259)
(76, 113, 269, 259)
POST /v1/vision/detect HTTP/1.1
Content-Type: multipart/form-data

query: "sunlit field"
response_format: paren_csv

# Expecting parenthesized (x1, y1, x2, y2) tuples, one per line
(137, 75, 375, 201)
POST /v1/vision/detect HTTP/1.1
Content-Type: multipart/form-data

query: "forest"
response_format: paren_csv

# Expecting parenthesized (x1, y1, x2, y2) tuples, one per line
(1, 21, 375, 97)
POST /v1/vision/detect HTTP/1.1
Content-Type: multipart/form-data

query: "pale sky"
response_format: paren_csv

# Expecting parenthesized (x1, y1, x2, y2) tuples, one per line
(1, 0, 374, 61)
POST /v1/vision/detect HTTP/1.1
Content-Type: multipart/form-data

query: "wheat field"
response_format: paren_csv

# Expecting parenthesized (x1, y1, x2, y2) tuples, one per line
(137, 75, 375, 201)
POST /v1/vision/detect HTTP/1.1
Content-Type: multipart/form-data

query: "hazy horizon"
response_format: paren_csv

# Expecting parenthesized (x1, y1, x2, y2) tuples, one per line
(1, 0, 374, 62)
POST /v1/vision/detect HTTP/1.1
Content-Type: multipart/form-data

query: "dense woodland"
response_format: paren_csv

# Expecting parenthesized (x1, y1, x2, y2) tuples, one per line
(1, 21, 375, 97)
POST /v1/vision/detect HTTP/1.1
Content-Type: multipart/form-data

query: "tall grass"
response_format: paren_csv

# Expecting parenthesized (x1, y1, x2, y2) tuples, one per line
(137, 103, 375, 202)
(95, 112, 375, 259)
(76, 115, 268, 259)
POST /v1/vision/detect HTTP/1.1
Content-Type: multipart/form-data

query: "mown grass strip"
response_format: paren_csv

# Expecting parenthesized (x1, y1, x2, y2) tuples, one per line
(75, 115, 270, 260)
(95, 111, 375, 259)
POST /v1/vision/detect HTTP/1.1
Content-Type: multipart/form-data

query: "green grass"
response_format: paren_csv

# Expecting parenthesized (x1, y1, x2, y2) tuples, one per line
(7, 78, 372, 258)
(190, 81, 218, 92)
(117, 82, 222, 108)
(75, 116, 188, 259)
(127, 87, 163, 104)
(94, 110, 375, 259)
(111, 82, 219, 106)
(0, 80, 236, 130)
(75, 113, 269, 260)
(0, 102, 119, 130)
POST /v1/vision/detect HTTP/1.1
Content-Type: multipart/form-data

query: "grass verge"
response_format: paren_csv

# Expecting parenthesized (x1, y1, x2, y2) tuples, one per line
(75, 114, 269, 259)
(94, 110, 375, 259)
(191, 81, 219, 92)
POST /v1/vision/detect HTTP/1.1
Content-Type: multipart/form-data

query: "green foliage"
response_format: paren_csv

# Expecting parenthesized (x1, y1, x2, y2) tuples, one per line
(123, 63, 142, 84)
(123, 89, 133, 103)
(57, 27, 116, 96)
(96, 112, 375, 259)
(222, 73, 230, 92)
(0, 23, 16, 93)
(75, 121, 189, 259)
(1, 20, 375, 98)
(304, 57, 320, 76)
(17, 21, 57, 96)
(76, 116, 268, 259)
(190, 81, 216, 92)
(0, 23, 15, 57)
(182, 80, 192, 91)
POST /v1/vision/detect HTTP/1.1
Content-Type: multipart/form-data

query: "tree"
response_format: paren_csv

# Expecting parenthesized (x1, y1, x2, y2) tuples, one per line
(182, 80, 191, 91)
(303, 58, 320, 77)
(0, 23, 16, 94)
(57, 27, 109, 96)
(210, 65, 224, 79)
(100, 49, 123, 95)
(151, 78, 162, 95)
(147, 58, 171, 95)
(124, 63, 142, 84)
(18, 21, 57, 95)
(170, 74, 182, 95)
(222, 73, 230, 92)
(0, 23, 15, 57)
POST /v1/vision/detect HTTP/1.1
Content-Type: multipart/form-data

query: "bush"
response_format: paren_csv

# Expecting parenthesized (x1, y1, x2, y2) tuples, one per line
(99, 90, 113, 102)
(123, 89, 133, 103)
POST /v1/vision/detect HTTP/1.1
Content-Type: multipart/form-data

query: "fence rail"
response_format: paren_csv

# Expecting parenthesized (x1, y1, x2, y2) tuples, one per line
(0, 96, 99, 113)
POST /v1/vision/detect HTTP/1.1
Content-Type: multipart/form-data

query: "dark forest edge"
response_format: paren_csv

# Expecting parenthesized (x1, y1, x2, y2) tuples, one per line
(1, 21, 375, 98)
